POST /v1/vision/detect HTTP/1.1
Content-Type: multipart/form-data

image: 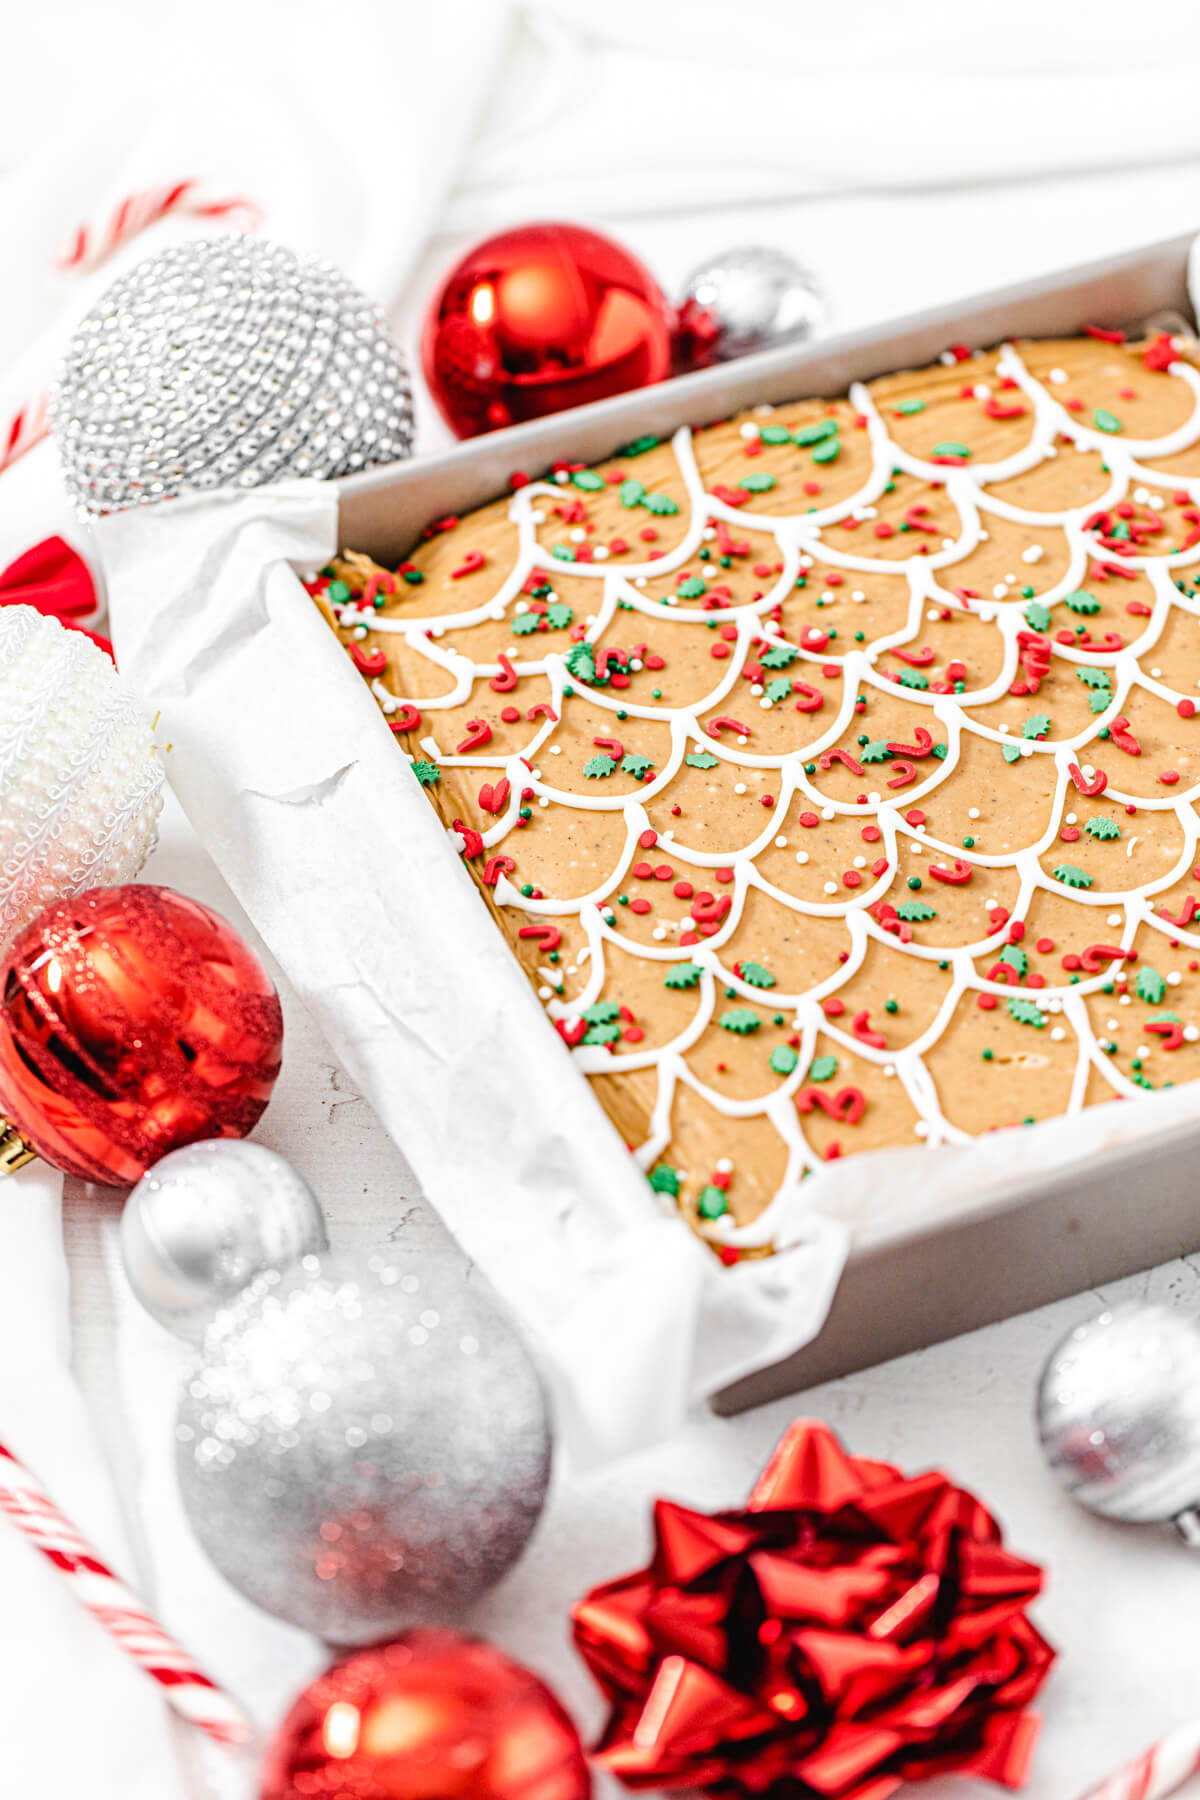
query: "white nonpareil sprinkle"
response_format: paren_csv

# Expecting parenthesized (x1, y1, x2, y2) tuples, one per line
(823, 880, 838, 895)
(1048, 368, 1068, 384)
(1022, 545, 1044, 564)
(795, 850, 809, 864)
(1050, 1026, 1066, 1041)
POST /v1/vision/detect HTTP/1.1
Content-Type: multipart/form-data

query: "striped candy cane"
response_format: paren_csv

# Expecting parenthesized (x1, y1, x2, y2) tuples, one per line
(0, 1440, 251, 1746)
(0, 178, 264, 479)
(56, 177, 263, 273)
(1076, 1723, 1200, 1800)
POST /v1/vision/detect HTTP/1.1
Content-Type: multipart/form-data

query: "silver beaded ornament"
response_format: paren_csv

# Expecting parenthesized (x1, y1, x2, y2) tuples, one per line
(120, 1140, 328, 1342)
(52, 235, 413, 518)
(0, 606, 162, 953)
(1036, 1300, 1200, 1541)
(175, 1248, 553, 1642)
(679, 245, 825, 362)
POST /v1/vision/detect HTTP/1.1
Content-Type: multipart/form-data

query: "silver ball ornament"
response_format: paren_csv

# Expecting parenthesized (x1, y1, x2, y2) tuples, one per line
(175, 1248, 552, 1642)
(0, 606, 162, 953)
(53, 235, 414, 518)
(120, 1140, 328, 1341)
(1036, 1300, 1200, 1534)
(678, 245, 825, 363)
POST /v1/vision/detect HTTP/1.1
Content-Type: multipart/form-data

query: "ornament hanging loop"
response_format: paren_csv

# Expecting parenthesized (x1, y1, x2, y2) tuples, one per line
(0, 1121, 35, 1176)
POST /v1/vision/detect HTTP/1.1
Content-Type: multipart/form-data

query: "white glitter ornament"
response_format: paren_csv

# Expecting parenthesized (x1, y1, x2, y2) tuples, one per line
(52, 236, 414, 518)
(175, 1248, 552, 1643)
(0, 606, 163, 952)
(120, 1140, 328, 1342)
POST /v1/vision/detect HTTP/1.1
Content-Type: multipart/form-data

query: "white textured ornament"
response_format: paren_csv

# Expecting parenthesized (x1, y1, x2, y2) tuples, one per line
(0, 607, 163, 952)
(52, 235, 414, 518)
(120, 1140, 329, 1341)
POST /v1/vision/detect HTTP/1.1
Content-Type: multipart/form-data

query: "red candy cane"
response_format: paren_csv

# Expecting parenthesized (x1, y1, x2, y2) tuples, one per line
(56, 178, 262, 272)
(0, 1440, 249, 1745)
(1075, 1722, 1200, 1800)
(0, 390, 51, 476)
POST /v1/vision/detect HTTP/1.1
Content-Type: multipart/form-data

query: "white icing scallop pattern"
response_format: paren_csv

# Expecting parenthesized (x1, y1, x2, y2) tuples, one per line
(329, 340, 1200, 1252)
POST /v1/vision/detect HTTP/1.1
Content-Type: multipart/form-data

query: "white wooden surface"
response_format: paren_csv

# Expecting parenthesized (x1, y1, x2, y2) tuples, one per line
(48, 63, 1200, 1800)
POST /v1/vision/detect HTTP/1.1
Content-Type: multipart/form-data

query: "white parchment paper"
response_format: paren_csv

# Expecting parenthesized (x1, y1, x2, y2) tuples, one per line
(100, 484, 851, 1464)
(100, 483, 1200, 1460)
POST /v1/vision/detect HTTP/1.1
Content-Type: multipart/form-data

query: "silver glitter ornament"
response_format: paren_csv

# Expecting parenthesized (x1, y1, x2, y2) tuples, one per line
(175, 1249, 552, 1642)
(52, 235, 413, 518)
(120, 1140, 328, 1342)
(678, 245, 825, 363)
(1036, 1300, 1200, 1541)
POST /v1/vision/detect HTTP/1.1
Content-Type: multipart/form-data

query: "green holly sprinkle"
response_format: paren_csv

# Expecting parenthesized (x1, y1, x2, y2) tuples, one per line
(642, 492, 680, 515)
(1064, 590, 1102, 615)
(1008, 997, 1046, 1028)
(1136, 967, 1167, 1004)
(621, 752, 654, 778)
(1085, 816, 1121, 840)
(563, 643, 596, 682)
(1094, 409, 1122, 434)
(584, 754, 617, 779)
(1088, 690, 1111, 714)
(741, 472, 777, 492)
(933, 441, 971, 457)
(616, 435, 659, 458)
(686, 750, 720, 770)
(740, 962, 775, 989)
(1002, 743, 1023, 764)
(1053, 864, 1093, 888)
(896, 399, 925, 414)
(697, 1185, 728, 1220)
(411, 760, 440, 786)
(551, 543, 576, 562)
(1000, 944, 1028, 977)
(860, 741, 892, 763)
(812, 438, 841, 464)
(664, 963, 703, 989)
(794, 420, 839, 446)
(765, 677, 793, 703)
(583, 1022, 621, 1045)
(677, 576, 707, 598)
(545, 602, 573, 629)
(932, 742, 949, 759)
(619, 479, 645, 507)
(649, 1163, 681, 1196)
(511, 612, 542, 635)
(897, 899, 938, 921)
(760, 642, 800, 668)
(759, 425, 792, 445)
(807, 1056, 837, 1084)
(1022, 714, 1051, 740)
(720, 1008, 761, 1034)
(1076, 665, 1112, 689)
(769, 1045, 799, 1075)
(898, 668, 929, 690)
(583, 1002, 619, 1024)
(571, 470, 604, 491)
(1023, 601, 1052, 632)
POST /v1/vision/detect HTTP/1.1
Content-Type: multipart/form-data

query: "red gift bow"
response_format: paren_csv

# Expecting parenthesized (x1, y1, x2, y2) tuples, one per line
(572, 1419, 1054, 1800)
(0, 535, 111, 658)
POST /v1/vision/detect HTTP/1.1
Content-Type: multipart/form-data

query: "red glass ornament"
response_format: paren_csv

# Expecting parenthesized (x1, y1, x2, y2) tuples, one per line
(422, 221, 673, 438)
(0, 885, 283, 1186)
(572, 1419, 1055, 1799)
(261, 1628, 592, 1800)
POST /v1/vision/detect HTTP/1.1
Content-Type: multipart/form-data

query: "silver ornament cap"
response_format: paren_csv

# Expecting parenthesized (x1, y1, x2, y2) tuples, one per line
(52, 235, 414, 518)
(176, 1248, 553, 1643)
(678, 245, 825, 363)
(1036, 1299, 1200, 1533)
(120, 1139, 328, 1341)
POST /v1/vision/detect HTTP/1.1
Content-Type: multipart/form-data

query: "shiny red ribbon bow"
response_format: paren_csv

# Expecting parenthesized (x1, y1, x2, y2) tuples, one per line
(0, 535, 110, 657)
(572, 1419, 1054, 1800)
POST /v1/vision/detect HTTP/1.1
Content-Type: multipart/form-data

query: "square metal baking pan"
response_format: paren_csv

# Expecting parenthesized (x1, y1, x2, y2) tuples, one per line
(336, 230, 1200, 1409)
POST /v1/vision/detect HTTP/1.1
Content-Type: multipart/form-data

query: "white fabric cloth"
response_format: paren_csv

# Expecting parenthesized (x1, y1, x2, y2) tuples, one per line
(3, 1, 1200, 1795)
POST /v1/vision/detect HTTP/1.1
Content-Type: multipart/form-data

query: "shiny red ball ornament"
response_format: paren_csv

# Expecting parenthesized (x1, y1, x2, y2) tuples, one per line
(422, 221, 674, 437)
(0, 884, 283, 1186)
(572, 1419, 1055, 1800)
(260, 1628, 593, 1800)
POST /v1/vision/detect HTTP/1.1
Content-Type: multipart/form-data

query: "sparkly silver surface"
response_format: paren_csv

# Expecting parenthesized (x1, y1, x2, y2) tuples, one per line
(52, 236, 413, 518)
(120, 1140, 328, 1342)
(175, 1249, 552, 1643)
(1036, 1300, 1200, 1524)
(680, 244, 825, 362)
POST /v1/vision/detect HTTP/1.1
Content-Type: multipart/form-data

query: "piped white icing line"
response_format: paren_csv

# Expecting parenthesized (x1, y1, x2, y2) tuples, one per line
(334, 342, 1200, 1248)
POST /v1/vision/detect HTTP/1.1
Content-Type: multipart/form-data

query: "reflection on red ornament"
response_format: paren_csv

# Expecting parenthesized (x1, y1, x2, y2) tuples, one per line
(0, 885, 283, 1185)
(260, 1628, 592, 1800)
(422, 222, 673, 437)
